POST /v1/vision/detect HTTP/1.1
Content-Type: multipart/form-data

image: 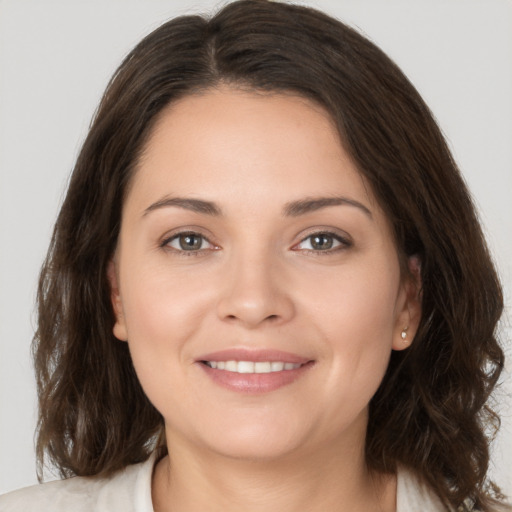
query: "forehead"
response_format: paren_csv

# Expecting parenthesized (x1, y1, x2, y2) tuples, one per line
(128, 87, 376, 215)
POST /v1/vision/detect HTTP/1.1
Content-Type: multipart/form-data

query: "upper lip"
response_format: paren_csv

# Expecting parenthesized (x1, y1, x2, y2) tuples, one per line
(197, 348, 312, 364)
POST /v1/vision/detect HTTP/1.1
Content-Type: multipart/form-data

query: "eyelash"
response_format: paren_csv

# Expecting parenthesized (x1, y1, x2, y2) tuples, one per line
(293, 231, 352, 255)
(160, 230, 352, 256)
(160, 231, 217, 257)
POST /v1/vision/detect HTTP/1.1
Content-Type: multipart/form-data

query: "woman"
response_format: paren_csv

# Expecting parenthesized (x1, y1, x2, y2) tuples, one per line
(0, 0, 509, 510)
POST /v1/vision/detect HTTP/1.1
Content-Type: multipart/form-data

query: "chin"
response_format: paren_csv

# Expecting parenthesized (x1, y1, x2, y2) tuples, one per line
(168, 411, 315, 462)
(205, 432, 307, 462)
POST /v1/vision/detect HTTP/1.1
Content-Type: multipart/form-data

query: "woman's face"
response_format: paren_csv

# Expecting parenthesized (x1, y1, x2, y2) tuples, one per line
(110, 88, 419, 461)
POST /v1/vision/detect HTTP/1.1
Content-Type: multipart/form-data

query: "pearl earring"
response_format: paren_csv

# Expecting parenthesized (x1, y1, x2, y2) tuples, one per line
(401, 328, 408, 343)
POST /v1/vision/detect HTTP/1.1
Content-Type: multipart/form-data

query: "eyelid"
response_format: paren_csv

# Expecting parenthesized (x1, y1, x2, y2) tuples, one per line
(292, 229, 353, 253)
(159, 228, 220, 253)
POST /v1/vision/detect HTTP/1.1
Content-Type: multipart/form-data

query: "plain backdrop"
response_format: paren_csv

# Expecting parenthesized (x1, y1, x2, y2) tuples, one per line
(1, 0, 511, 497)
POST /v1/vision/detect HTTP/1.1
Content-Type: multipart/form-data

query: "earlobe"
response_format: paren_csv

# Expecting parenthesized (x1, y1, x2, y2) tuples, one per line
(392, 255, 422, 351)
(107, 259, 128, 342)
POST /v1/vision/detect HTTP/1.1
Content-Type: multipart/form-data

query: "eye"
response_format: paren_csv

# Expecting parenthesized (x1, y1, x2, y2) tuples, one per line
(294, 232, 351, 253)
(163, 232, 216, 252)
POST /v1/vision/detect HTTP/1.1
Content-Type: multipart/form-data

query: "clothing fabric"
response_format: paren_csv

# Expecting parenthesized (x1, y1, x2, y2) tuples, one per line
(0, 453, 470, 512)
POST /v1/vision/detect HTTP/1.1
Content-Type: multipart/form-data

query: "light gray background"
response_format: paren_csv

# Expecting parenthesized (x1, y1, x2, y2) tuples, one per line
(1, 0, 511, 497)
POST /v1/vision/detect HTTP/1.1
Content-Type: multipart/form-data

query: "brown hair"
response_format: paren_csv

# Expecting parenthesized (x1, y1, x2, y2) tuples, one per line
(33, 1, 507, 510)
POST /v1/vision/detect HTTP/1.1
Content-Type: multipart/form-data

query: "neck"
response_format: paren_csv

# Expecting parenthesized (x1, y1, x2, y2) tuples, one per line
(152, 427, 396, 512)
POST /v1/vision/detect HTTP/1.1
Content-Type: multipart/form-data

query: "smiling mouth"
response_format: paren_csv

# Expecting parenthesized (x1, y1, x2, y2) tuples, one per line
(201, 361, 303, 373)
(198, 357, 314, 393)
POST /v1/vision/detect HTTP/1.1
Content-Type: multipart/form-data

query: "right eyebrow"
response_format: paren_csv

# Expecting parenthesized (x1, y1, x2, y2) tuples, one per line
(283, 196, 372, 219)
(142, 196, 223, 217)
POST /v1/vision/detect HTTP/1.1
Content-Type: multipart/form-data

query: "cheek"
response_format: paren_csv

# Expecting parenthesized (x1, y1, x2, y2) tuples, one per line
(118, 261, 202, 377)
(121, 263, 212, 346)
(301, 257, 401, 343)
(119, 264, 214, 415)
(299, 257, 401, 399)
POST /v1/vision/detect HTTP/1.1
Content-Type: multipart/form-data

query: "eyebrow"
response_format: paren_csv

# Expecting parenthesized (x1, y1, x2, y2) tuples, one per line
(143, 195, 372, 219)
(283, 196, 372, 218)
(143, 197, 222, 216)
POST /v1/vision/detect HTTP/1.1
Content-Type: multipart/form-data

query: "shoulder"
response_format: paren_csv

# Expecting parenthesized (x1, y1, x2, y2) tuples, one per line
(397, 468, 509, 512)
(0, 455, 155, 512)
(397, 466, 447, 512)
(0, 475, 112, 512)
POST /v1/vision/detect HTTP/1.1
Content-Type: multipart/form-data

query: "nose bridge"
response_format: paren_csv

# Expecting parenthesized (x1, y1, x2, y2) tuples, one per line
(216, 241, 294, 327)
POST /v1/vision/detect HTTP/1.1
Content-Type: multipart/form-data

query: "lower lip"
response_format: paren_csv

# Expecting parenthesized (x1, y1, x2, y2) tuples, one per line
(198, 361, 314, 393)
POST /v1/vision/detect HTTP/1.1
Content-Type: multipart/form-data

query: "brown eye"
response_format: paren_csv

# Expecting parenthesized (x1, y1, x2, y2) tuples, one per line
(295, 232, 351, 252)
(179, 234, 203, 250)
(165, 232, 214, 252)
(310, 234, 334, 250)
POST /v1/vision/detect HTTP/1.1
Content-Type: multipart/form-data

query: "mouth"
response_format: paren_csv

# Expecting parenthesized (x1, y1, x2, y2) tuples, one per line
(201, 360, 303, 373)
(196, 349, 314, 393)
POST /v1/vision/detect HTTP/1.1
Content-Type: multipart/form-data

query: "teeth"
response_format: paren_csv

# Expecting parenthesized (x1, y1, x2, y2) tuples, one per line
(271, 362, 284, 371)
(205, 360, 302, 373)
(225, 360, 237, 371)
(255, 362, 271, 373)
(238, 361, 254, 373)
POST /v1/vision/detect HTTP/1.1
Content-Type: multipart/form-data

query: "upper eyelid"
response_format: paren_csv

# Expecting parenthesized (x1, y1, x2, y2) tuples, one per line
(160, 228, 216, 246)
(296, 228, 352, 244)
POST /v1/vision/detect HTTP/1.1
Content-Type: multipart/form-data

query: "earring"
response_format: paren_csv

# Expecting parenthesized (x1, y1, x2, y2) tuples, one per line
(401, 328, 408, 343)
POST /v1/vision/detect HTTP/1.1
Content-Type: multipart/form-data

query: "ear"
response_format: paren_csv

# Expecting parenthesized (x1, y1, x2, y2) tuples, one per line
(392, 255, 422, 351)
(107, 259, 128, 342)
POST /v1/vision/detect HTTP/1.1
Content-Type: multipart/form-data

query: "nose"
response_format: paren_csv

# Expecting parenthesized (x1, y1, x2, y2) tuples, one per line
(216, 249, 295, 329)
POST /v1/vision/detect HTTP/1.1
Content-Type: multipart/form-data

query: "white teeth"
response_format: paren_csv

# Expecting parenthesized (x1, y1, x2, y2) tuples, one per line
(237, 361, 254, 373)
(205, 360, 302, 373)
(271, 362, 285, 371)
(254, 362, 271, 373)
(225, 360, 238, 371)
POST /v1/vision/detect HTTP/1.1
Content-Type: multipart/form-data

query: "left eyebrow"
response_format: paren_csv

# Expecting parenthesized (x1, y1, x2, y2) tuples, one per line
(283, 196, 372, 218)
(143, 196, 222, 217)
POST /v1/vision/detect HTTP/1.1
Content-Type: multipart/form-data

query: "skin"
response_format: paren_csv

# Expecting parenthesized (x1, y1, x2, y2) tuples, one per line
(109, 87, 421, 512)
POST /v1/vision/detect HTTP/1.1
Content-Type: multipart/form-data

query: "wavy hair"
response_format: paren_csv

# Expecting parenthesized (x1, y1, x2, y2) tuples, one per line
(33, 1, 507, 510)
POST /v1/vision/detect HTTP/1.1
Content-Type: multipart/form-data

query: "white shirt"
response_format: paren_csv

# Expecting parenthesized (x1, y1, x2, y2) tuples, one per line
(0, 453, 450, 512)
